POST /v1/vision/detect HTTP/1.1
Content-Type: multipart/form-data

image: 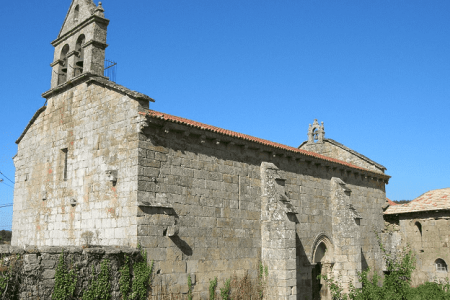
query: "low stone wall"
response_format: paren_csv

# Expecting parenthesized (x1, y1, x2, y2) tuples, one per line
(0, 245, 142, 300)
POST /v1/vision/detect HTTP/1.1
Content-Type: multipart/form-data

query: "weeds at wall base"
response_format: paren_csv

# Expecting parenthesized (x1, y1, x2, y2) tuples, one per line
(319, 231, 450, 300)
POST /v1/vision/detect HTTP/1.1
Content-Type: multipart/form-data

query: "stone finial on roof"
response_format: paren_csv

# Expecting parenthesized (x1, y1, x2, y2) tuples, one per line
(307, 119, 325, 144)
(94, 2, 105, 17)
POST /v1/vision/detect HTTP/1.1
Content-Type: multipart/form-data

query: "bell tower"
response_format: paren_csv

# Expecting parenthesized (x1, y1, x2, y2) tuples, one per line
(49, 0, 109, 89)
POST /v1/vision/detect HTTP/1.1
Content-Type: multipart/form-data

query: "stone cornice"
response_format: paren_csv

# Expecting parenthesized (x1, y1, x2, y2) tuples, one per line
(52, 15, 110, 47)
(42, 72, 154, 103)
(142, 111, 391, 183)
(50, 59, 63, 67)
(83, 40, 108, 50)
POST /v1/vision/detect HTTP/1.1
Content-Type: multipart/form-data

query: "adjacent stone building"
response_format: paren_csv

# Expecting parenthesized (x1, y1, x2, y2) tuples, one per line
(384, 188, 450, 286)
(12, 1, 391, 299)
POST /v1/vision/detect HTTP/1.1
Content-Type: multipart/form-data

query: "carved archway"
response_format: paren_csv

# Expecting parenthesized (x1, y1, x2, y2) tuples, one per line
(311, 234, 334, 300)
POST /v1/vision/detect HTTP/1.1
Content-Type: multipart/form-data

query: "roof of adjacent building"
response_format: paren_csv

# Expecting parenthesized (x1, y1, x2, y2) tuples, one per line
(142, 109, 390, 179)
(299, 138, 386, 171)
(384, 188, 450, 215)
(386, 198, 397, 206)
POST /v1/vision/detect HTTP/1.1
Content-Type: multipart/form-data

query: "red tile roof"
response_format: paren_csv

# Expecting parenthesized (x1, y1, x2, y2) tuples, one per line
(387, 198, 397, 206)
(141, 110, 390, 179)
(385, 188, 450, 215)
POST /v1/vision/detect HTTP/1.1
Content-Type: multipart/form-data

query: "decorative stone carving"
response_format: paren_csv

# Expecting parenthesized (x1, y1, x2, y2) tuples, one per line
(136, 114, 149, 133)
(166, 224, 179, 237)
(260, 162, 297, 221)
(105, 170, 118, 185)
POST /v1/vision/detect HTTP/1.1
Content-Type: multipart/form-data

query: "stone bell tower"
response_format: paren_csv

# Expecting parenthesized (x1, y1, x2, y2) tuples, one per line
(49, 0, 109, 89)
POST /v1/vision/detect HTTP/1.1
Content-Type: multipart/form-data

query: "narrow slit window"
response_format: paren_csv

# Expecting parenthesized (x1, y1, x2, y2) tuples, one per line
(62, 148, 68, 181)
(74, 5, 79, 22)
(238, 175, 241, 209)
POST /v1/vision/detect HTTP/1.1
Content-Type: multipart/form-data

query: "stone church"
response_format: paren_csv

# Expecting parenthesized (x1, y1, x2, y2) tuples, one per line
(11, 1, 391, 299)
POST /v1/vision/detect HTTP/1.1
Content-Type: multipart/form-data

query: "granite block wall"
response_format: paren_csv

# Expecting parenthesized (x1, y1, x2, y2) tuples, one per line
(12, 81, 144, 248)
(0, 245, 141, 300)
(137, 120, 387, 299)
(384, 212, 450, 286)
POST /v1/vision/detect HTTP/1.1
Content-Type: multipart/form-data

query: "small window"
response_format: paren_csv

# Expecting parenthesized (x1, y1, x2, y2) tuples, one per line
(61, 148, 68, 181)
(435, 259, 447, 272)
(74, 5, 79, 22)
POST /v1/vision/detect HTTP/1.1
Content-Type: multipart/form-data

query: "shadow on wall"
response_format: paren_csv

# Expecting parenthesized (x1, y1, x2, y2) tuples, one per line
(296, 234, 313, 297)
(138, 206, 193, 256)
(361, 249, 369, 271)
(169, 235, 193, 256)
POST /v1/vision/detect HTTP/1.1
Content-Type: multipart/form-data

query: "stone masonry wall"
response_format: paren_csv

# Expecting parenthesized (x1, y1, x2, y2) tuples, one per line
(12, 80, 146, 247)
(300, 141, 382, 173)
(0, 245, 142, 300)
(385, 212, 450, 286)
(137, 121, 387, 299)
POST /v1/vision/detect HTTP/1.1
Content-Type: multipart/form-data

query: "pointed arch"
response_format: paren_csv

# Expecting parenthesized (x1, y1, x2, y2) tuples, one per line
(311, 233, 333, 263)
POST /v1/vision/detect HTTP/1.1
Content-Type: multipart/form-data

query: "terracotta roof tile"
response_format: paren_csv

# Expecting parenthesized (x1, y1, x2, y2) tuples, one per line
(384, 188, 450, 215)
(386, 198, 397, 206)
(141, 110, 390, 179)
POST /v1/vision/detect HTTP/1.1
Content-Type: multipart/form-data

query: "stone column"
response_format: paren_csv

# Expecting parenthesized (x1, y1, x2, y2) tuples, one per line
(260, 162, 297, 300)
(66, 51, 78, 81)
(330, 177, 362, 292)
(83, 41, 107, 77)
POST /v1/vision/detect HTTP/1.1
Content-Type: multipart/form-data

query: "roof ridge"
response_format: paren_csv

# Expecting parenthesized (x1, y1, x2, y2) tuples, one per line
(142, 109, 390, 179)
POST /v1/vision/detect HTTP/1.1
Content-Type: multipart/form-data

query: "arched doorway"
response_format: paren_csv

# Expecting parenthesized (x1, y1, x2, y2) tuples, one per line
(312, 235, 333, 300)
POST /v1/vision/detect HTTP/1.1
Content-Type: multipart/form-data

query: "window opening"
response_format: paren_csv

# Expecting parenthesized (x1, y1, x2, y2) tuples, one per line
(74, 5, 79, 22)
(238, 175, 241, 209)
(62, 148, 68, 181)
(415, 221, 423, 250)
(436, 259, 448, 272)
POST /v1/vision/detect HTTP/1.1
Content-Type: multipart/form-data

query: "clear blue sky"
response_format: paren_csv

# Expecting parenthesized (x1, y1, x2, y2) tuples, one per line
(1, 1, 449, 229)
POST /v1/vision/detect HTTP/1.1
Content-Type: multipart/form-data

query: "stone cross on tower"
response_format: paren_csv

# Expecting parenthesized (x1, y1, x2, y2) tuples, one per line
(307, 119, 325, 144)
(49, 0, 109, 89)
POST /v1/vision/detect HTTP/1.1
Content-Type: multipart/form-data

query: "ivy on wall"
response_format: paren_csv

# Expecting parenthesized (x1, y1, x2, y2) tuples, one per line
(52, 251, 78, 300)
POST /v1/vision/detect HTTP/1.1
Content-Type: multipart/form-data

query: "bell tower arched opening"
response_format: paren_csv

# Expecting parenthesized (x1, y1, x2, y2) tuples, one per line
(49, 1, 109, 89)
(74, 34, 85, 77)
(58, 44, 70, 85)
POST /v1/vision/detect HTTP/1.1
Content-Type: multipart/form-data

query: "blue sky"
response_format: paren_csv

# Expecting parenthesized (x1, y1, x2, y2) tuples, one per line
(1, 1, 450, 229)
